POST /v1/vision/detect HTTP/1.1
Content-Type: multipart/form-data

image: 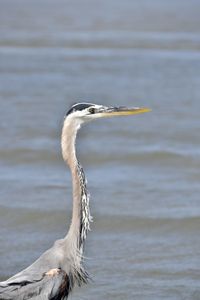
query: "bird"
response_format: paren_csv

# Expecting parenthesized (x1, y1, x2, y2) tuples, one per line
(0, 103, 150, 299)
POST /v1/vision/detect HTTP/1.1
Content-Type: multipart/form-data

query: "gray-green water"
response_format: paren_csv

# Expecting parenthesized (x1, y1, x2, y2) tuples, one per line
(0, 0, 200, 299)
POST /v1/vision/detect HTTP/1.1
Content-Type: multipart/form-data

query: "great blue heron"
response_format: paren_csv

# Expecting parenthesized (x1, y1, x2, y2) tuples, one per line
(0, 103, 150, 299)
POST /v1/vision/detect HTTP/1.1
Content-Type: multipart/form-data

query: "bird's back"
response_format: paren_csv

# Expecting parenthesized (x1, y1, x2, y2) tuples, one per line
(0, 268, 70, 300)
(0, 240, 73, 300)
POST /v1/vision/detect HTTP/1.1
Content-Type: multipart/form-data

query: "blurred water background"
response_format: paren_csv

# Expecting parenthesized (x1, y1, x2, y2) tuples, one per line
(0, 0, 200, 299)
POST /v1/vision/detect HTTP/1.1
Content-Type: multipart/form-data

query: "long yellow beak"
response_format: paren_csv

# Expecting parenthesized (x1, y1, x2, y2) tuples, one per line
(98, 106, 151, 117)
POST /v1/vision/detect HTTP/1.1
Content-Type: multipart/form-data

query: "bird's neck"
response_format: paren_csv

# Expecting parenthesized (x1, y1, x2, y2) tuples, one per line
(61, 119, 92, 253)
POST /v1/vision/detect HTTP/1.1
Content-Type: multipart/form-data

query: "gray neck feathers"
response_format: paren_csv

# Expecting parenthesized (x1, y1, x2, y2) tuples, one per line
(61, 118, 92, 251)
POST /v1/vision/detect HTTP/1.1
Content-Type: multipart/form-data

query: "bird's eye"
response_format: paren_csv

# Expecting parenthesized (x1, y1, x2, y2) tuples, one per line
(89, 107, 95, 114)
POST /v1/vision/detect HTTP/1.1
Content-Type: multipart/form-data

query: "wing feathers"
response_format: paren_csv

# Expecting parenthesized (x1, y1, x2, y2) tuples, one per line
(0, 269, 70, 300)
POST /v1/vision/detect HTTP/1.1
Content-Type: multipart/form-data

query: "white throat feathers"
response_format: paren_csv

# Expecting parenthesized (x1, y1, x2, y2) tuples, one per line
(76, 161, 92, 250)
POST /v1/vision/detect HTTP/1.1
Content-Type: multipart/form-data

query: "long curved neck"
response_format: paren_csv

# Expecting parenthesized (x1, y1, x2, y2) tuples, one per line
(61, 118, 91, 251)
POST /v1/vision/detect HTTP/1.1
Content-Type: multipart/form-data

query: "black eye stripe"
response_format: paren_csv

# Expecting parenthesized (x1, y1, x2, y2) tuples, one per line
(88, 107, 95, 114)
(66, 103, 94, 116)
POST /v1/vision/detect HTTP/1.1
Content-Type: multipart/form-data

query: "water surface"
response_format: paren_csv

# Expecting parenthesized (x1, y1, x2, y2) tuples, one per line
(0, 0, 200, 299)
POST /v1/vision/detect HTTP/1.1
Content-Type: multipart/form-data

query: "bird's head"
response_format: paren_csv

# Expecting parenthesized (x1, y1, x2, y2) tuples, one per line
(62, 102, 151, 162)
(65, 102, 151, 125)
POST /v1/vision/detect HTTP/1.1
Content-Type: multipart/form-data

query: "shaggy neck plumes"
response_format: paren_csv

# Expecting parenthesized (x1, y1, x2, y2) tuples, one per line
(61, 117, 92, 252)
